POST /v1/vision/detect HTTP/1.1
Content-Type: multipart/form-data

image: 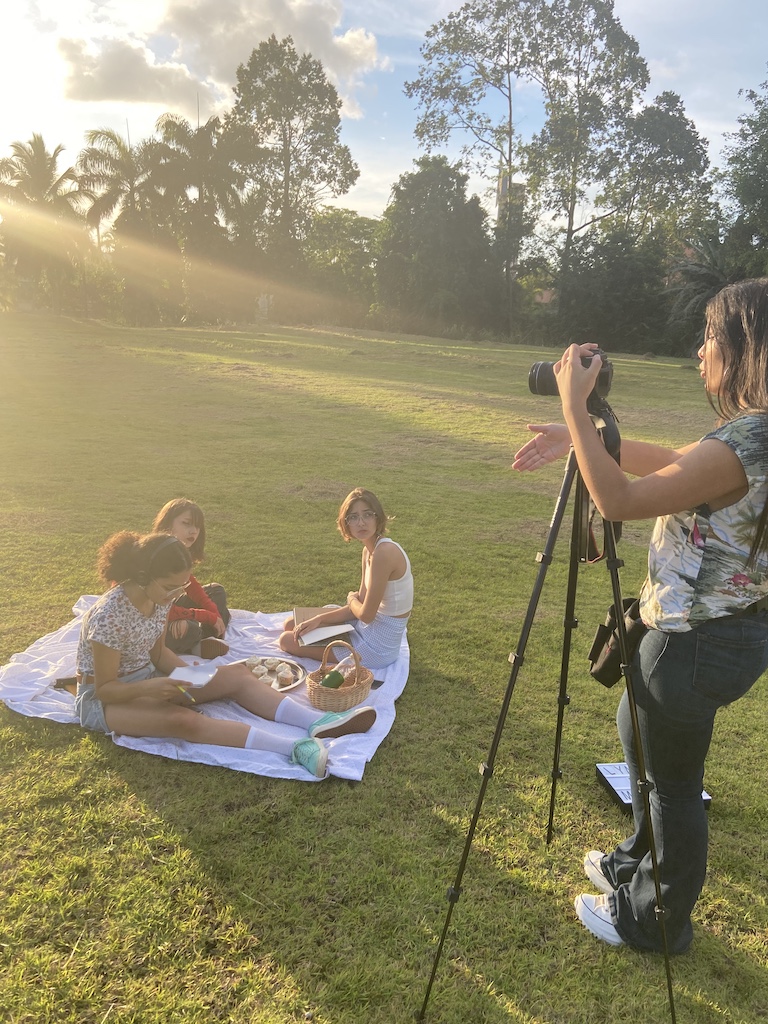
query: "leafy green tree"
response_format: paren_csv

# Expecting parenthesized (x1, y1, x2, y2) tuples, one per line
(564, 229, 670, 352)
(722, 72, 768, 270)
(518, 0, 648, 290)
(406, 0, 648, 323)
(303, 207, 377, 322)
(594, 92, 712, 242)
(225, 35, 359, 274)
(405, 1, 528, 179)
(376, 155, 502, 334)
(0, 134, 86, 307)
(405, 0, 534, 330)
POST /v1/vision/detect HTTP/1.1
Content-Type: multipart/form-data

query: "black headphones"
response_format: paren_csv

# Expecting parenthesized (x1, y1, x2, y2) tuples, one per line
(136, 535, 184, 586)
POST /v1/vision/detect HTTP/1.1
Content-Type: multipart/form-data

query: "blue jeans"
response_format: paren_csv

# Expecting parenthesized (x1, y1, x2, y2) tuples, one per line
(600, 612, 768, 953)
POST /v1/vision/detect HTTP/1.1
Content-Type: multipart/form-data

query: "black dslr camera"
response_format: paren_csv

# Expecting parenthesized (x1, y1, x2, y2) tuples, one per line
(528, 349, 613, 402)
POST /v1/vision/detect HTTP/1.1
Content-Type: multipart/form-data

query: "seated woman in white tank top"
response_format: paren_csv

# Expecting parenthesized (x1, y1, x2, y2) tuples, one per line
(279, 488, 413, 670)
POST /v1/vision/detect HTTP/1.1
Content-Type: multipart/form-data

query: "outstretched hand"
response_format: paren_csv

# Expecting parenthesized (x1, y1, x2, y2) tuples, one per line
(512, 423, 572, 471)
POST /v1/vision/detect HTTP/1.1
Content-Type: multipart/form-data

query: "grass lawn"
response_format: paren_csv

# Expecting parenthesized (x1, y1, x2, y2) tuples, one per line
(1, 313, 766, 1024)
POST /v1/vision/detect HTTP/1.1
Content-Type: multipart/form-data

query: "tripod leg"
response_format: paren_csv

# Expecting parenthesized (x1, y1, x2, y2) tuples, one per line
(545, 472, 589, 844)
(602, 520, 677, 1024)
(417, 452, 579, 1022)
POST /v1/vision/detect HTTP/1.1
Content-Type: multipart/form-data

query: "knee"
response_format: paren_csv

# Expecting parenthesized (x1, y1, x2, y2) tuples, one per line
(164, 705, 206, 741)
(169, 620, 189, 640)
(214, 663, 252, 689)
(278, 630, 295, 652)
(282, 616, 295, 631)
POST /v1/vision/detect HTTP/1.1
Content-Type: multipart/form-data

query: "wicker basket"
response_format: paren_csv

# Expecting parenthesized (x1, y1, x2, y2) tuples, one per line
(306, 641, 373, 712)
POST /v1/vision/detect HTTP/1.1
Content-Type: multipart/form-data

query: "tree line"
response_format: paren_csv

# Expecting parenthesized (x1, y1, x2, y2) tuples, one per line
(1, 5, 767, 355)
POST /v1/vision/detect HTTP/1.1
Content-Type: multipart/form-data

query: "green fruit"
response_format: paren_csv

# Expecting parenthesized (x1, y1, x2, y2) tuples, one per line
(320, 669, 345, 688)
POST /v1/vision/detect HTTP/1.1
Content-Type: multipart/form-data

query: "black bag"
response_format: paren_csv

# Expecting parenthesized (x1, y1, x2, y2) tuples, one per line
(588, 598, 648, 688)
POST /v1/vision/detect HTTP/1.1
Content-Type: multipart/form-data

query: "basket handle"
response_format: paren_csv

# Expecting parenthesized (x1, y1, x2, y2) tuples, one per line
(319, 639, 360, 675)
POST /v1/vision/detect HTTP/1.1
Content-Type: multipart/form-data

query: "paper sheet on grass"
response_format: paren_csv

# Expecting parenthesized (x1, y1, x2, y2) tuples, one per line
(0, 598, 410, 782)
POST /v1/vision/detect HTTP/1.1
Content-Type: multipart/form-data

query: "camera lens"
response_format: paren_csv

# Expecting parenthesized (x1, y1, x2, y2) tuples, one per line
(528, 350, 613, 402)
(528, 361, 559, 397)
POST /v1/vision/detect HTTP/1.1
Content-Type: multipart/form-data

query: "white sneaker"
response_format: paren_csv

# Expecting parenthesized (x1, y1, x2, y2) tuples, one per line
(583, 850, 615, 895)
(574, 893, 624, 946)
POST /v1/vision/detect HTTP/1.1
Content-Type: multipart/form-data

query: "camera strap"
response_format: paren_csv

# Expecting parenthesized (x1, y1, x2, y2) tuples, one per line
(579, 492, 622, 563)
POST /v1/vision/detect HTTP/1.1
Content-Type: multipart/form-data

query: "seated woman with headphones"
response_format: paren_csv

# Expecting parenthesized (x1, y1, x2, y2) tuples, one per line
(74, 531, 377, 778)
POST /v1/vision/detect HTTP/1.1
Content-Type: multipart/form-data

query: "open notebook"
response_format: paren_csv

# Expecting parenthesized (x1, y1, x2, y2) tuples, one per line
(293, 607, 355, 647)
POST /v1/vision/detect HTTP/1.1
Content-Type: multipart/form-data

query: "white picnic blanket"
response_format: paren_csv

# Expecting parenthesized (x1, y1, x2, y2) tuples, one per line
(0, 599, 410, 782)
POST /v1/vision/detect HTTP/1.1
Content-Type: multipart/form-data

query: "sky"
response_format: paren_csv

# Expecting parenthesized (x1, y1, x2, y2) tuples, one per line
(2, 0, 767, 218)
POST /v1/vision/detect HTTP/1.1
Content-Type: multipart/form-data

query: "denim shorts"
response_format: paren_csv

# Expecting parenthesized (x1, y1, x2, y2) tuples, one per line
(75, 664, 155, 734)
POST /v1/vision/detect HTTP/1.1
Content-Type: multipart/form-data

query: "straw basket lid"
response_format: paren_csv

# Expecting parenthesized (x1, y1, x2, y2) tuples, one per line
(306, 640, 374, 712)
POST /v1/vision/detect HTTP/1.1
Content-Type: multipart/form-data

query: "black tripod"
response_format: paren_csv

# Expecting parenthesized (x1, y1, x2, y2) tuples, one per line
(417, 406, 677, 1024)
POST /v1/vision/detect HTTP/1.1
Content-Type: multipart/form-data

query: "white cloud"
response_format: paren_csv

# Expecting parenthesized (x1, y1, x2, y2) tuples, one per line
(58, 37, 214, 113)
(49, 0, 392, 122)
(3, 0, 767, 218)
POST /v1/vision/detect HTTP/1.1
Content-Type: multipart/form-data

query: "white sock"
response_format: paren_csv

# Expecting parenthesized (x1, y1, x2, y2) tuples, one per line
(245, 725, 294, 756)
(273, 697, 320, 731)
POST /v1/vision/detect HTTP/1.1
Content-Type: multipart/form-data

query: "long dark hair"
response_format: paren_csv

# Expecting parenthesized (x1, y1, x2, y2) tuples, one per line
(705, 279, 768, 567)
(152, 498, 206, 562)
(706, 278, 768, 420)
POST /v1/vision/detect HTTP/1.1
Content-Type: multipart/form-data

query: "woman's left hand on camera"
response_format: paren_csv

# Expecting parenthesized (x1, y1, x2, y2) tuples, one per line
(555, 344, 602, 409)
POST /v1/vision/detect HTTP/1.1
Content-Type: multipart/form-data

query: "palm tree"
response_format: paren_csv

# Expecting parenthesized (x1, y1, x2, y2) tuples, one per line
(666, 236, 730, 324)
(0, 134, 87, 304)
(77, 128, 163, 244)
(0, 133, 82, 210)
(78, 128, 183, 324)
(153, 114, 244, 320)
(664, 235, 736, 357)
(154, 113, 241, 249)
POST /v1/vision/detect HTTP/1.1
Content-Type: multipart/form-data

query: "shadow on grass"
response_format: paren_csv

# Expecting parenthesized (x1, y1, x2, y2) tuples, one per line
(2, 657, 760, 1024)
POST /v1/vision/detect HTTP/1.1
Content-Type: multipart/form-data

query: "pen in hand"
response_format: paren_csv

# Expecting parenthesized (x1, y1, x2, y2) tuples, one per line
(177, 685, 196, 703)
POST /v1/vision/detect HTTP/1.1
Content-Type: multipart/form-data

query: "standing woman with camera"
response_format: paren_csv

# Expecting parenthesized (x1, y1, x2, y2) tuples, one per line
(513, 278, 768, 954)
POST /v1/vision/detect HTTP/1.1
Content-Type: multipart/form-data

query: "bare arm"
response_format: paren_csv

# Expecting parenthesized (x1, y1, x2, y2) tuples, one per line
(555, 345, 748, 521)
(91, 640, 189, 705)
(296, 604, 355, 633)
(513, 423, 699, 478)
(347, 543, 404, 624)
(149, 628, 189, 676)
(291, 557, 364, 638)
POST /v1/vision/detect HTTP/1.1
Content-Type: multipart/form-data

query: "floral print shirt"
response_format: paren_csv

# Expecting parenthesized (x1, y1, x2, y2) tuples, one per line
(76, 585, 168, 676)
(640, 414, 768, 631)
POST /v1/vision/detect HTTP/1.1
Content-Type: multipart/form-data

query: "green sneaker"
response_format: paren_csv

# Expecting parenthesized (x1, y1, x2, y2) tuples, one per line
(309, 706, 377, 739)
(290, 737, 328, 778)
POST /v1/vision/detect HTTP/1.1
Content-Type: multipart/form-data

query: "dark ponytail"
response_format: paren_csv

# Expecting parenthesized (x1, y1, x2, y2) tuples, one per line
(97, 531, 192, 585)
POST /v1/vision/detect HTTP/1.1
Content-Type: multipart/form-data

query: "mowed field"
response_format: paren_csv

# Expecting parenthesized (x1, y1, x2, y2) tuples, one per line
(0, 313, 765, 1024)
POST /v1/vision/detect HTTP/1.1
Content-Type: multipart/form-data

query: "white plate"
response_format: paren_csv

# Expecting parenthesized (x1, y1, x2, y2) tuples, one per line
(238, 657, 307, 692)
